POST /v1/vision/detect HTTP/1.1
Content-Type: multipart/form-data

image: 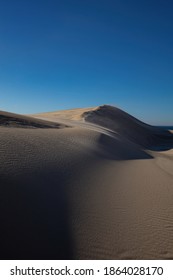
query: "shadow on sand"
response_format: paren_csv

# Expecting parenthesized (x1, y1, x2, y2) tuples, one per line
(98, 128, 173, 160)
(0, 168, 74, 260)
(0, 128, 172, 260)
(98, 134, 153, 160)
(149, 129, 173, 151)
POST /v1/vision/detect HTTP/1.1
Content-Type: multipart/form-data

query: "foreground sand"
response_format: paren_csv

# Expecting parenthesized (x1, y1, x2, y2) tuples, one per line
(0, 106, 173, 259)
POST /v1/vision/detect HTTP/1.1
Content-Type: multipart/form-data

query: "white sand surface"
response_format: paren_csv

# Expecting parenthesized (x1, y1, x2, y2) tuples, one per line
(0, 105, 173, 259)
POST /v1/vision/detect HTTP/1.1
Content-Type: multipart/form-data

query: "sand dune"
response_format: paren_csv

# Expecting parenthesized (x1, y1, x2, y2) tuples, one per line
(32, 106, 97, 121)
(83, 105, 173, 148)
(0, 105, 173, 259)
(0, 110, 67, 128)
(33, 105, 173, 149)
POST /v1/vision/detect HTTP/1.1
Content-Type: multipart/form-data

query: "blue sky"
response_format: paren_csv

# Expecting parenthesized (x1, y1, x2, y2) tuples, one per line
(0, 0, 173, 124)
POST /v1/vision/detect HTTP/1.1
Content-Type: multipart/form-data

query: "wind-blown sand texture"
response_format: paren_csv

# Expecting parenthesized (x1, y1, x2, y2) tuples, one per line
(0, 105, 173, 259)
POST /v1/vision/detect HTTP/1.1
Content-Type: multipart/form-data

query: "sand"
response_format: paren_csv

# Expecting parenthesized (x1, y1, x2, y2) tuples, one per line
(32, 106, 98, 121)
(0, 110, 68, 128)
(0, 105, 173, 259)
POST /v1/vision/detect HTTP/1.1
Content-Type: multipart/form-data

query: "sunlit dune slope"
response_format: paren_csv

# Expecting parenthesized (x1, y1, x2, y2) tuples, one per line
(32, 107, 97, 121)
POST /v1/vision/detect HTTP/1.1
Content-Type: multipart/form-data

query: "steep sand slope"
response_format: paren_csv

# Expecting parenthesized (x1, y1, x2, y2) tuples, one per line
(82, 105, 173, 148)
(0, 106, 173, 259)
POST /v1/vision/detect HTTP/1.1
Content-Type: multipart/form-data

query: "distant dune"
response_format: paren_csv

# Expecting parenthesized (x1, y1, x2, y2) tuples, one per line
(0, 110, 67, 128)
(0, 105, 173, 259)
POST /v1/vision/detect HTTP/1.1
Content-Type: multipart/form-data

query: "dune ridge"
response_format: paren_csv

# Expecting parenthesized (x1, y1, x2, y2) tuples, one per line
(82, 105, 173, 149)
(0, 110, 68, 128)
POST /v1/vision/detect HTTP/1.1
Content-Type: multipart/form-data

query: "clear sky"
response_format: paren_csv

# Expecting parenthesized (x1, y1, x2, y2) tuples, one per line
(0, 0, 173, 125)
